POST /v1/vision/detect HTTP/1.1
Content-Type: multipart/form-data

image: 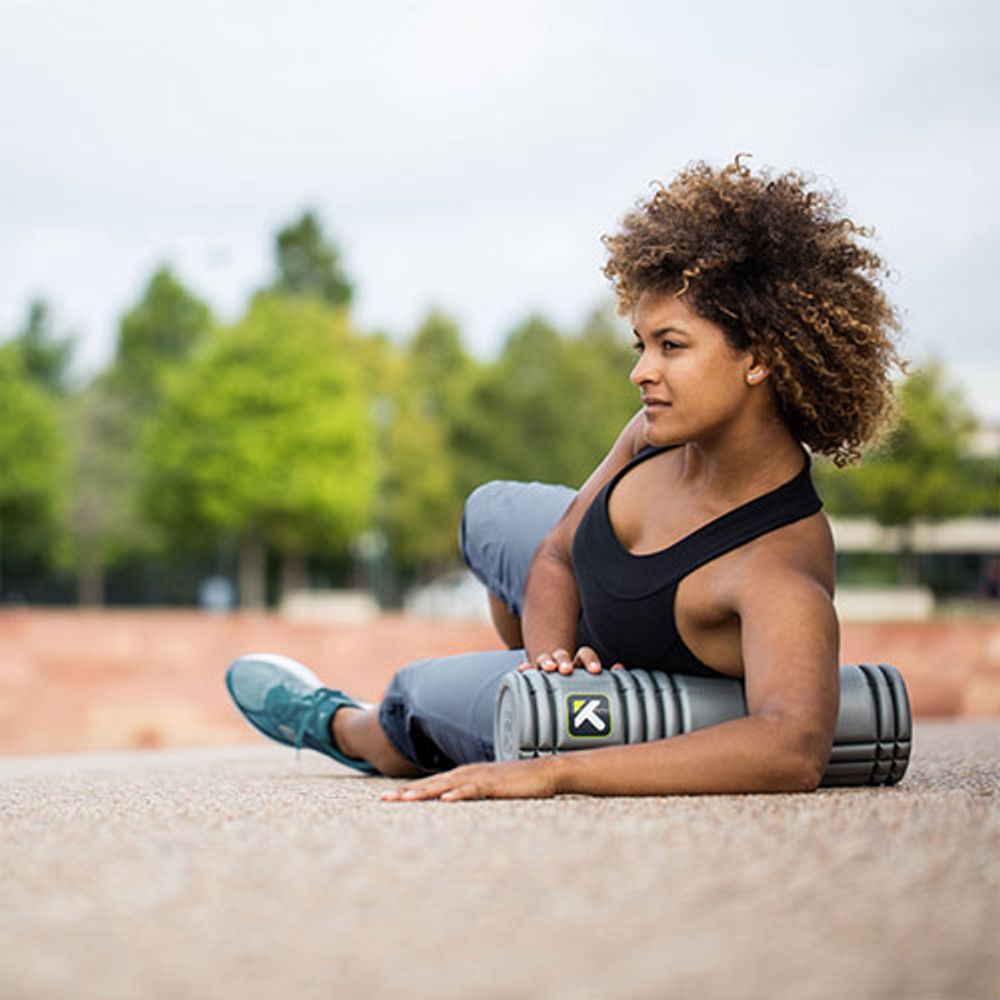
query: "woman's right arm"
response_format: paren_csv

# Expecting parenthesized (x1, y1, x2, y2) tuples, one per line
(520, 409, 646, 667)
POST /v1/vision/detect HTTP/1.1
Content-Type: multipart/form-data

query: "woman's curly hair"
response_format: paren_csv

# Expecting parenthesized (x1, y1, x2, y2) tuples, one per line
(602, 155, 905, 466)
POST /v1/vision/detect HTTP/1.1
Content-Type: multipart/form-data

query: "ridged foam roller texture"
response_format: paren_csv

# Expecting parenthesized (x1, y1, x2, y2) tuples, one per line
(494, 664, 911, 787)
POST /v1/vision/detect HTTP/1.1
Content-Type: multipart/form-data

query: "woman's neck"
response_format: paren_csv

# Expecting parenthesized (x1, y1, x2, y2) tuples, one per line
(673, 418, 806, 507)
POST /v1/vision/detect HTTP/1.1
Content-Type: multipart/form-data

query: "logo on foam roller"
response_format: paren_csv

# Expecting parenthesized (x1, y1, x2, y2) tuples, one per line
(567, 693, 612, 738)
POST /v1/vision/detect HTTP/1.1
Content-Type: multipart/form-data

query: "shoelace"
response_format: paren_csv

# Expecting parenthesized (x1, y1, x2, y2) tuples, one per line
(270, 686, 347, 762)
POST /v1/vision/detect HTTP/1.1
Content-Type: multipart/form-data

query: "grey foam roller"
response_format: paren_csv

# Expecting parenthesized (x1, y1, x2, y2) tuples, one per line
(521, 668, 554, 752)
(494, 664, 912, 788)
(613, 669, 645, 745)
(653, 672, 682, 737)
(632, 670, 662, 740)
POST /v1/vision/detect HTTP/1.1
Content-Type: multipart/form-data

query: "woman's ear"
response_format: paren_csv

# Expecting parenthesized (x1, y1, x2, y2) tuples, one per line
(745, 365, 769, 385)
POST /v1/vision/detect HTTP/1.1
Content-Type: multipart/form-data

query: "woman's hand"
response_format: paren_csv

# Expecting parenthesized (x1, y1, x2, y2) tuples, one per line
(380, 758, 560, 802)
(517, 645, 624, 674)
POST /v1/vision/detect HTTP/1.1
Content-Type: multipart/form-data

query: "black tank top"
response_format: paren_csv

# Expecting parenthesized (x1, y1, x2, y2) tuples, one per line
(571, 445, 823, 679)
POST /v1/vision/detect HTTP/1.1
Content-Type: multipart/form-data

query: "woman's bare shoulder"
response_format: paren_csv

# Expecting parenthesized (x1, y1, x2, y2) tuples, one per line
(728, 509, 836, 597)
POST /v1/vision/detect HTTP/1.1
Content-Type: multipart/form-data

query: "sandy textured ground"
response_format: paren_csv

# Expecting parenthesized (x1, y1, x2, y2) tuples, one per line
(1, 720, 997, 1000)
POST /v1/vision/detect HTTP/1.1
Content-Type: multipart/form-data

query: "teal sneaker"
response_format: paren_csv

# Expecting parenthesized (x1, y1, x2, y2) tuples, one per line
(225, 653, 377, 773)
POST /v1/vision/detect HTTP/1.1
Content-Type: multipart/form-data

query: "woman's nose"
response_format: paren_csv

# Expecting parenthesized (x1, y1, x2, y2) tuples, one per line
(629, 353, 657, 387)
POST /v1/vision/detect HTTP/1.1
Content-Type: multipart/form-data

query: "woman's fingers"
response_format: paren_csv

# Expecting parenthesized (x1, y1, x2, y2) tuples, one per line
(573, 646, 604, 673)
(382, 773, 481, 802)
(548, 648, 572, 673)
(381, 774, 454, 801)
(382, 759, 558, 803)
(381, 762, 494, 801)
(520, 648, 572, 673)
(517, 649, 623, 674)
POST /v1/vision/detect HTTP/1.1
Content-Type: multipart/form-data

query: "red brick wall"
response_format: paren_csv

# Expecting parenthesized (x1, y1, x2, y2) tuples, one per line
(0, 610, 996, 755)
(0, 610, 502, 756)
(840, 620, 1000, 717)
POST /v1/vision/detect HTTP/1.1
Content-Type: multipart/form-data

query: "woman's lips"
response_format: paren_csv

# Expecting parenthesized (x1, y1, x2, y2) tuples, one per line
(643, 400, 670, 412)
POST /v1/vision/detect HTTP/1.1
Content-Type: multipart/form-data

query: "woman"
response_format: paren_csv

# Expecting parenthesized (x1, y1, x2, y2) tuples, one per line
(226, 156, 903, 801)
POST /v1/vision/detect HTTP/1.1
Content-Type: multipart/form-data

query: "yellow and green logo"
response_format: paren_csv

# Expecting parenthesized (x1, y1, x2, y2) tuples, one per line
(566, 693, 612, 738)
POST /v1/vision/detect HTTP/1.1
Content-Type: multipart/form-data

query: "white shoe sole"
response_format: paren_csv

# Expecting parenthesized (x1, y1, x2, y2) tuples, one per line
(233, 652, 374, 709)
(235, 652, 323, 688)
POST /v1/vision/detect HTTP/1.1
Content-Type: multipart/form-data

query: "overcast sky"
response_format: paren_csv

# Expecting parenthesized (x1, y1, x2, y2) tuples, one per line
(2, 0, 998, 415)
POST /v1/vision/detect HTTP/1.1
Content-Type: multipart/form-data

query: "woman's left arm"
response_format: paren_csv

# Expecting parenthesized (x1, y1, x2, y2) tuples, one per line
(382, 565, 839, 802)
(554, 565, 840, 796)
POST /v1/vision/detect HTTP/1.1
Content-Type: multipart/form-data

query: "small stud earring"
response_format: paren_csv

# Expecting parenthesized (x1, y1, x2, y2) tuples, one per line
(747, 368, 767, 384)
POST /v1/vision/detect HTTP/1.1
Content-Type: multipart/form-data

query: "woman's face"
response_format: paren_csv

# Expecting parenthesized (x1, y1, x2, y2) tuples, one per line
(630, 290, 760, 447)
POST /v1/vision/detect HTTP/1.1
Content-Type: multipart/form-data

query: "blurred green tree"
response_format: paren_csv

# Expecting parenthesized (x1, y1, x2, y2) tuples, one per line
(58, 381, 150, 604)
(142, 295, 376, 607)
(112, 265, 214, 408)
(452, 309, 638, 495)
(572, 303, 642, 463)
(4, 298, 74, 395)
(55, 267, 214, 604)
(409, 308, 473, 421)
(389, 310, 474, 573)
(270, 210, 352, 307)
(815, 362, 992, 582)
(382, 390, 458, 575)
(0, 348, 65, 594)
(371, 334, 462, 580)
(816, 363, 983, 524)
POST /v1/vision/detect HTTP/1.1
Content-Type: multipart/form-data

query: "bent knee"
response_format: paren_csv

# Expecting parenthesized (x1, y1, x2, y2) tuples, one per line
(459, 480, 510, 582)
(459, 478, 575, 614)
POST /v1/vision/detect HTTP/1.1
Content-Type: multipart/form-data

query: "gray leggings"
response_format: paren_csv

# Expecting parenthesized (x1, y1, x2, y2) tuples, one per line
(377, 480, 576, 772)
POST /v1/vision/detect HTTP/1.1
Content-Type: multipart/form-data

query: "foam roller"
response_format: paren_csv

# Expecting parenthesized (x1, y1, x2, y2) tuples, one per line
(494, 664, 911, 787)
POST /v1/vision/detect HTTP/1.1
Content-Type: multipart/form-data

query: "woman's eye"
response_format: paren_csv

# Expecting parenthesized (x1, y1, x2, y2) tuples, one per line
(631, 341, 644, 355)
(661, 340, 680, 351)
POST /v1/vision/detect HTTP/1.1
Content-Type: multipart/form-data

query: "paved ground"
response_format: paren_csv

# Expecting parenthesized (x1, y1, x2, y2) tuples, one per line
(2, 721, 998, 1000)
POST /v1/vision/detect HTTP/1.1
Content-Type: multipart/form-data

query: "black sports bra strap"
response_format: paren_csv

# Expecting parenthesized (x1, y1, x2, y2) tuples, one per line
(661, 467, 822, 582)
(599, 444, 822, 587)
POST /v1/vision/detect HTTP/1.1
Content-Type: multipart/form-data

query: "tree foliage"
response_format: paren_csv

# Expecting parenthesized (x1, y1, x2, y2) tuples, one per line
(50, 267, 215, 602)
(0, 348, 65, 568)
(453, 311, 638, 496)
(112, 266, 213, 408)
(4, 298, 74, 395)
(409, 309, 472, 420)
(270, 210, 352, 307)
(9, 201, 997, 607)
(373, 334, 462, 574)
(142, 295, 376, 604)
(815, 362, 988, 525)
(58, 378, 156, 602)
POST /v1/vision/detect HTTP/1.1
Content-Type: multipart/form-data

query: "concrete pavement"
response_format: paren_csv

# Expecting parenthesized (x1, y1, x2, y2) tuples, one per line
(2, 720, 998, 1000)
